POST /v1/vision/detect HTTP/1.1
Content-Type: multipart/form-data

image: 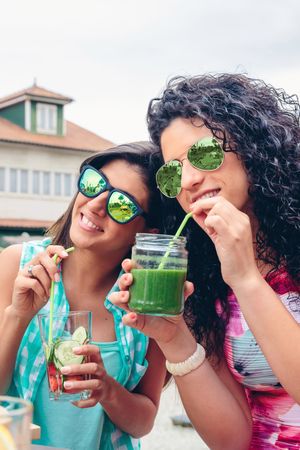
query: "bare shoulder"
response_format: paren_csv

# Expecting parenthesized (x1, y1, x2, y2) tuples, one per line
(0, 244, 23, 271)
(0, 245, 23, 294)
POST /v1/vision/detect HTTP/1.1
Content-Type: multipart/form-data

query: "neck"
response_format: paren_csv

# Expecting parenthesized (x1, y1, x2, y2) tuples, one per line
(61, 247, 123, 294)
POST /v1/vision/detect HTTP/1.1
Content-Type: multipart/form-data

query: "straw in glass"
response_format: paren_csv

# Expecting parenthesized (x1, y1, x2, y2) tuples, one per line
(158, 212, 193, 270)
(48, 246, 75, 347)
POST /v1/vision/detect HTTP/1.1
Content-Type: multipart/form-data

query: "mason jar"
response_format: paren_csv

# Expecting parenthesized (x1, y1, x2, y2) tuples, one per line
(128, 233, 188, 316)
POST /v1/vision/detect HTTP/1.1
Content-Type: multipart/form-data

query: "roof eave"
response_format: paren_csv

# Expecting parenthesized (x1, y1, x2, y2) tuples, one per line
(0, 138, 99, 153)
(0, 94, 73, 110)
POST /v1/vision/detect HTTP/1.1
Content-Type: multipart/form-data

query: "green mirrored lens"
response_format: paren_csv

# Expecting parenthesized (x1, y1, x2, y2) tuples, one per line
(107, 191, 138, 223)
(188, 137, 224, 171)
(79, 168, 107, 197)
(156, 160, 182, 198)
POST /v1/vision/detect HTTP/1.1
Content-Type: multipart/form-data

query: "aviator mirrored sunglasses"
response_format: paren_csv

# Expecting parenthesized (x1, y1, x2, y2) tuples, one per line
(156, 137, 225, 198)
(156, 137, 224, 198)
(78, 165, 147, 224)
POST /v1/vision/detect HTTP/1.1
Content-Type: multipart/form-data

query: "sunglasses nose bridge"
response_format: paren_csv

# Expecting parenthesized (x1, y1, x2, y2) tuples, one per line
(86, 190, 109, 215)
(180, 158, 206, 189)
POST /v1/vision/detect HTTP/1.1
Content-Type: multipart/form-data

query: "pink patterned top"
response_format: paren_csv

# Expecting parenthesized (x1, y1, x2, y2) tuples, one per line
(222, 269, 300, 449)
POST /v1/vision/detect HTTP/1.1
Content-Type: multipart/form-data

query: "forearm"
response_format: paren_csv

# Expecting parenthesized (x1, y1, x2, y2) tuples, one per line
(159, 328, 251, 450)
(0, 306, 29, 393)
(175, 362, 251, 450)
(233, 274, 300, 402)
(100, 377, 157, 438)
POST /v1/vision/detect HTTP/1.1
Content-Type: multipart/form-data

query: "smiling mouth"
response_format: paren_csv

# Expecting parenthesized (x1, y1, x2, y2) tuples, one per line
(198, 189, 220, 200)
(80, 214, 103, 232)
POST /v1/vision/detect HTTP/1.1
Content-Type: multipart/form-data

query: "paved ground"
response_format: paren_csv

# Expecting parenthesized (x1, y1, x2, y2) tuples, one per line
(141, 380, 209, 450)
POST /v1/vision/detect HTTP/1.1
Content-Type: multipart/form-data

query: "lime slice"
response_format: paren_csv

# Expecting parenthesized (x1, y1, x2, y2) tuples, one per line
(54, 340, 84, 366)
(0, 424, 16, 450)
(72, 326, 88, 345)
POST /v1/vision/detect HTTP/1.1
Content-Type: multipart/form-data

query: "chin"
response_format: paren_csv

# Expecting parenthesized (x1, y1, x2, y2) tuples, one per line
(178, 200, 189, 214)
(69, 230, 87, 249)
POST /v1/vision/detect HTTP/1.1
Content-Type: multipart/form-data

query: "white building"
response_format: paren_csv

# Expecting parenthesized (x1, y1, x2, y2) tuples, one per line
(0, 84, 113, 247)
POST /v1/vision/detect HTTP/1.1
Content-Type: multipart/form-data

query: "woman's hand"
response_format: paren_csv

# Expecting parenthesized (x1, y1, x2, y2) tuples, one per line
(109, 259, 194, 344)
(11, 245, 69, 320)
(61, 344, 112, 408)
(191, 196, 260, 289)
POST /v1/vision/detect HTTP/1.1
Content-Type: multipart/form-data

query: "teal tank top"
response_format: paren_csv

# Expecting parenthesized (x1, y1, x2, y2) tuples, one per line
(32, 342, 121, 450)
(11, 239, 149, 450)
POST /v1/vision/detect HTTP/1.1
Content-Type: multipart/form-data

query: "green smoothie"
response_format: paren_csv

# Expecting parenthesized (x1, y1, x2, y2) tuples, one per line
(129, 268, 187, 316)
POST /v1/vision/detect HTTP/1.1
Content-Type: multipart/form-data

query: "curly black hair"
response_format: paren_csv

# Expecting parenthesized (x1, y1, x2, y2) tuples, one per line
(147, 73, 300, 358)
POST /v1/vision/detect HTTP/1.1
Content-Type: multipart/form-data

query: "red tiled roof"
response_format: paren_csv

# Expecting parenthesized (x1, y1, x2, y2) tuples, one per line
(0, 117, 114, 152)
(0, 219, 53, 229)
(0, 85, 72, 105)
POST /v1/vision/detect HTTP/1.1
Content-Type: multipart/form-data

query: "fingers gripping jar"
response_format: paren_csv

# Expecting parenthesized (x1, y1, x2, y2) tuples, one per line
(128, 233, 188, 316)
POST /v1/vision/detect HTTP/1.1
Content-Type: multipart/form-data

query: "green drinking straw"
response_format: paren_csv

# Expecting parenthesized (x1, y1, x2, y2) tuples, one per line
(48, 246, 75, 347)
(158, 212, 193, 270)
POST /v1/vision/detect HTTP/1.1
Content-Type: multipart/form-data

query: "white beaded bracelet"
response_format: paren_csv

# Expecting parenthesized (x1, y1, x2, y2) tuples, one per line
(165, 344, 206, 377)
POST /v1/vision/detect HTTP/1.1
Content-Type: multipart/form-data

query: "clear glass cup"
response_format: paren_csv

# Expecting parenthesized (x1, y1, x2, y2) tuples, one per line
(0, 395, 33, 450)
(129, 233, 188, 316)
(38, 310, 92, 401)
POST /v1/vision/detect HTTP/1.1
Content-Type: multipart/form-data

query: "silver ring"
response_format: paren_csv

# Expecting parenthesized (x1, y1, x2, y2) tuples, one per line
(27, 265, 35, 278)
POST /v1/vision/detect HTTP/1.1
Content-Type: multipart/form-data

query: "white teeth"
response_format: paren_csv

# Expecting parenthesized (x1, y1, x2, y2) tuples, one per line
(82, 215, 100, 230)
(200, 190, 220, 200)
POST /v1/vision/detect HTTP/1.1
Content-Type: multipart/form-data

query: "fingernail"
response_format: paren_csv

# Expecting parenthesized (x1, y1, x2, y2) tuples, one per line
(61, 366, 71, 374)
(129, 313, 137, 321)
(62, 251, 69, 257)
(73, 346, 81, 353)
(124, 273, 132, 283)
(64, 381, 73, 389)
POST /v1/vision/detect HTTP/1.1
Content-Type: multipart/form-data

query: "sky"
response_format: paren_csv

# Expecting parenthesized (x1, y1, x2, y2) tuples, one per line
(1, 0, 300, 144)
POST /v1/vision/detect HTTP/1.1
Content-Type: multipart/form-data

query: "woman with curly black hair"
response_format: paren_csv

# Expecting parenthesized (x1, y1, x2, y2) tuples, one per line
(110, 74, 300, 449)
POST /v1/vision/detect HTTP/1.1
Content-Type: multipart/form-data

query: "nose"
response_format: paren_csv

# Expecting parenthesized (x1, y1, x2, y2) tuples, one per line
(180, 159, 205, 191)
(86, 191, 108, 217)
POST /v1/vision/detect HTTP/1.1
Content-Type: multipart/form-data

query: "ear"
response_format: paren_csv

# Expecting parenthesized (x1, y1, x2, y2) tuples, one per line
(144, 227, 160, 234)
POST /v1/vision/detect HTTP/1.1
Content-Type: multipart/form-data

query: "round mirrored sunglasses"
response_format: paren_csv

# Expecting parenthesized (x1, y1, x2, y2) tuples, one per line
(156, 137, 224, 198)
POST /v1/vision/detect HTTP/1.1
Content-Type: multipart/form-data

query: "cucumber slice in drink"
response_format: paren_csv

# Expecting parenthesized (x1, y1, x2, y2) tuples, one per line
(72, 326, 88, 345)
(54, 340, 84, 366)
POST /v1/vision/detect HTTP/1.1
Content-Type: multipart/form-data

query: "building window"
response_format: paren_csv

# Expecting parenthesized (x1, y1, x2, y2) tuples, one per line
(43, 171, 51, 195)
(20, 169, 28, 193)
(64, 173, 72, 196)
(0, 168, 5, 191)
(33, 171, 40, 194)
(2, 169, 75, 196)
(10, 169, 18, 193)
(55, 173, 62, 196)
(36, 103, 57, 134)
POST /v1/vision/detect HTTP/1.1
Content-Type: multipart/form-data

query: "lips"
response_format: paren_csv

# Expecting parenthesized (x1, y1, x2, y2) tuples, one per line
(192, 189, 220, 202)
(80, 214, 103, 232)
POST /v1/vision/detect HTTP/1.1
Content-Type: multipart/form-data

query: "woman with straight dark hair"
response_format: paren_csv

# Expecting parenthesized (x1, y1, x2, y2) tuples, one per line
(110, 74, 300, 449)
(0, 142, 166, 450)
